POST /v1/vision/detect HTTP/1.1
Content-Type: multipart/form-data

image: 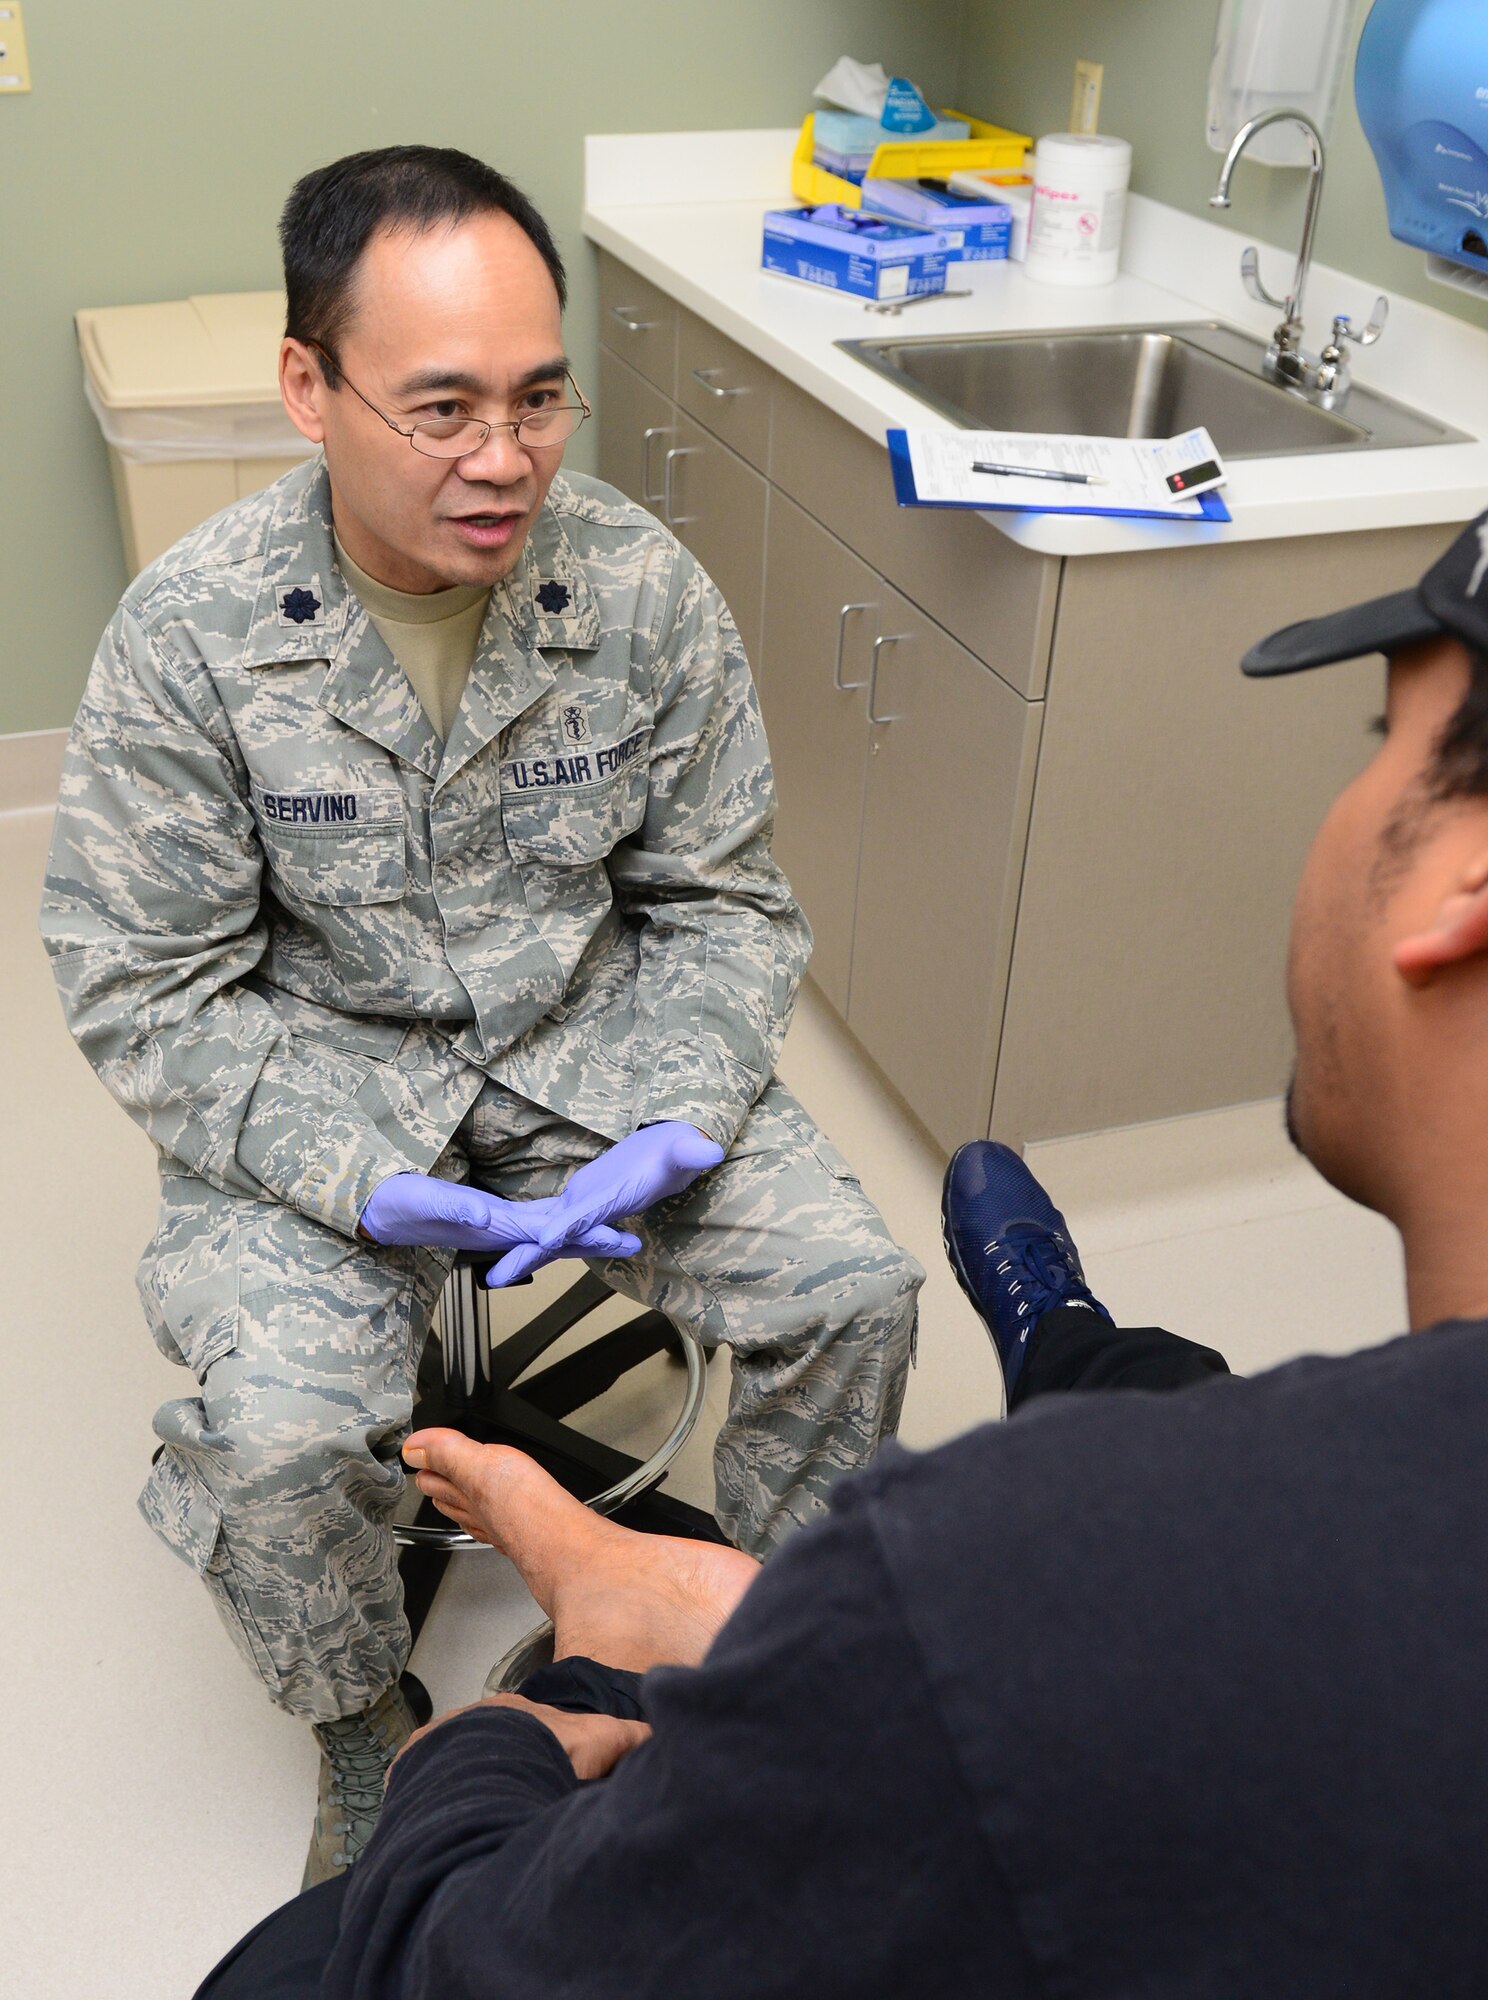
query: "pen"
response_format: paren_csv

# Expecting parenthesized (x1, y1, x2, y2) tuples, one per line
(972, 461, 1106, 485)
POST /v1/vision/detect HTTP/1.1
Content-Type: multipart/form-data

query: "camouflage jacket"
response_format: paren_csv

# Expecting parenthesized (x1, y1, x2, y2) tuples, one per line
(40, 458, 809, 1238)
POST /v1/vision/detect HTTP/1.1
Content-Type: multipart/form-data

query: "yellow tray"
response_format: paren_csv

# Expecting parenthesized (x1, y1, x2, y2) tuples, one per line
(790, 108, 1032, 209)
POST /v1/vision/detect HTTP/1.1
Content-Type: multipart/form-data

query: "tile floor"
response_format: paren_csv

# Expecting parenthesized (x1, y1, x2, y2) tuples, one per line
(0, 804, 1406, 1996)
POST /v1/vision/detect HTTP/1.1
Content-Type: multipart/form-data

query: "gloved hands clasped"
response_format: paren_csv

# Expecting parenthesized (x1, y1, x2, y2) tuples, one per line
(358, 1123, 726, 1287)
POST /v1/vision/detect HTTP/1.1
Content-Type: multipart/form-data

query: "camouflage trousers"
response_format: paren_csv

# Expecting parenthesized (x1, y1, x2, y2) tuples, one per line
(137, 1075, 922, 1723)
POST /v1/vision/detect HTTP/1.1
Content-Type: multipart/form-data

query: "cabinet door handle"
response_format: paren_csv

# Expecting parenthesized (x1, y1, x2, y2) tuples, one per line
(867, 633, 911, 724)
(641, 425, 674, 504)
(609, 304, 657, 333)
(662, 445, 699, 527)
(834, 602, 876, 691)
(691, 367, 746, 399)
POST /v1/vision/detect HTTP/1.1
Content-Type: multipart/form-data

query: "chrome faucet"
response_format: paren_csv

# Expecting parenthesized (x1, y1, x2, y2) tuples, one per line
(1209, 107, 1388, 408)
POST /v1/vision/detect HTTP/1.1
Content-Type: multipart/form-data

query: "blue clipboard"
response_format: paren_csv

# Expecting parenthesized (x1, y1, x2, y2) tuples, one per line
(886, 429, 1232, 524)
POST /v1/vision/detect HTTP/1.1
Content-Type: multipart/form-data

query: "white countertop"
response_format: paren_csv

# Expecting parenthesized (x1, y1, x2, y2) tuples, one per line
(583, 128, 1488, 557)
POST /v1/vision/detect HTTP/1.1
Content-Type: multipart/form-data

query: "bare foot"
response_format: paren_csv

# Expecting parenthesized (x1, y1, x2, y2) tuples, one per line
(403, 1429, 761, 1673)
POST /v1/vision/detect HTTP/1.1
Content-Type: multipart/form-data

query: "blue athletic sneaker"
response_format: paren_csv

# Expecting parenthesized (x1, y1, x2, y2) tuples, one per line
(941, 1141, 1113, 1399)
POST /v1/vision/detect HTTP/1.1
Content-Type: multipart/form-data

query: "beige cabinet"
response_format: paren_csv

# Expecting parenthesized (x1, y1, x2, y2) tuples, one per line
(603, 251, 1049, 1149)
(596, 346, 674, 509)
(598, 315, 769, 669)
(663, 411, 769, 667)
(989, 522, 1453, 1144)
(849, 586, 1041, 1152)
(597, 251, 678, 397)
(769, 376, 1060, 701)
(676, 306, 774, 471)
(759, 498, 1040, 1149)
(597, 247, 1466, 1158)
(757, 495, 878, 1014)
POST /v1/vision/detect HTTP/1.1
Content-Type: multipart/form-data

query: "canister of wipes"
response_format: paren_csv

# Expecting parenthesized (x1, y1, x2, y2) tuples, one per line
(1025, 133, 1132, 287)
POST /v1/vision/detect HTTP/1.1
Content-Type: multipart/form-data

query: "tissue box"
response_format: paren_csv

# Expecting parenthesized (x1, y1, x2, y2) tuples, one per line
(812, 109, 973, 184)
(814, 108, 971, 157)
(860, 178, 1011, 259)
(762, 205, 949, 301)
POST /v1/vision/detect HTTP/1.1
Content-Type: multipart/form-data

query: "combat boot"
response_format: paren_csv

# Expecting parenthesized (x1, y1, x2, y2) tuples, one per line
(303, 1673, 430, 1888)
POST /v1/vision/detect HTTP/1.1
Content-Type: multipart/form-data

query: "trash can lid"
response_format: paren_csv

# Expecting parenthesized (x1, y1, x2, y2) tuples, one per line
(75, 291, 287, 409)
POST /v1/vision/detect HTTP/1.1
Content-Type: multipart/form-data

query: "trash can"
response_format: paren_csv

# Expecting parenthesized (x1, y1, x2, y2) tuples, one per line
(75, 290, 316, 576)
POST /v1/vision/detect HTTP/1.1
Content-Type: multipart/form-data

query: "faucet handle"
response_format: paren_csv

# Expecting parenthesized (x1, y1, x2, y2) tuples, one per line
(1331, 296, 1389, 348)
(1240, 245, 1286, 312)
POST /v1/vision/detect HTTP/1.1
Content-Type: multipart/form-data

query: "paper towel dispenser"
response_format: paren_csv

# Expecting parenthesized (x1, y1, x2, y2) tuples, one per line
(1356, 0, 1488, 289)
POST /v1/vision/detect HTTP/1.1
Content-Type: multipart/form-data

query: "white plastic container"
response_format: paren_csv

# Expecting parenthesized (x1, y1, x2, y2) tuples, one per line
(1025, 133, 1132, 288)
(75, 291, 315, 575)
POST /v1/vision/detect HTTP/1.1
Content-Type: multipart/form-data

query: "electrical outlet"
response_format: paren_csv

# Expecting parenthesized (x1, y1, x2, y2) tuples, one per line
(1070, 58, 1102, 136)
(0, 3, 32, 93)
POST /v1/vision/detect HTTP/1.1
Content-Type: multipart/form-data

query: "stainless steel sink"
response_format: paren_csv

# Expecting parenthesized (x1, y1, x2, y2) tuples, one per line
(837, 321, 1470, 458)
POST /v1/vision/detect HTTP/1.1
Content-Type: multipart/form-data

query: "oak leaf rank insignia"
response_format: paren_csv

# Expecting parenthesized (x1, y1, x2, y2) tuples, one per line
(278, 585, 322, 626)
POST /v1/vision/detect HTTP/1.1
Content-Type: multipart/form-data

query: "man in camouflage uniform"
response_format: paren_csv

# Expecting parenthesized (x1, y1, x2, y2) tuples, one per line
(39, 146, 922, 1880)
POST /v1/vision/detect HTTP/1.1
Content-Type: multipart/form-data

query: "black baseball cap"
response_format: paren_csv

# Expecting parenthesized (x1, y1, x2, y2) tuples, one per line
(1242, 507, 1488, 677)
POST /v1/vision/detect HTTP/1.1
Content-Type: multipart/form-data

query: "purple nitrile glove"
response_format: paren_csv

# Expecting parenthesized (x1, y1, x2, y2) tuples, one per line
(483, 1124, 725, 1288)
(357, 1172, 640, 1286)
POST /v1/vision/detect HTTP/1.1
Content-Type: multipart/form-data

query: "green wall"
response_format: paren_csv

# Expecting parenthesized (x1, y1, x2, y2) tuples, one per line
(0, 0, 958, 735)
(956, 0, 1488, 335)
(7, 1, 1486, 737)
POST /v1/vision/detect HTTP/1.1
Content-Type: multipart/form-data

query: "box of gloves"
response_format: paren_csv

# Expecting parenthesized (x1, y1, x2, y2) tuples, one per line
(762, 204, 950, 302)
(860, 177, 1012, 260)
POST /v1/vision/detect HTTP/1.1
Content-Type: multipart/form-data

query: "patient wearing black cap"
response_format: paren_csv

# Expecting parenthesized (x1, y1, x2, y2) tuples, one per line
(198, 510, 1488, 2000)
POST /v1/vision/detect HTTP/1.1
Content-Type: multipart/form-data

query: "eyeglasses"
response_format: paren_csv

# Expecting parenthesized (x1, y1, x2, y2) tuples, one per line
(308, 343, 590, 459)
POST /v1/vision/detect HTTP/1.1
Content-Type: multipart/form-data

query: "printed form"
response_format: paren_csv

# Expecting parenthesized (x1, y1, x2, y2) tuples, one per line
(903, 426, 1225, 516)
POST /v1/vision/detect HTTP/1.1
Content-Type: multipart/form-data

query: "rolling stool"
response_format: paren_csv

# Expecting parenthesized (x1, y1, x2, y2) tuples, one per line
(393, 1252, 728, 1662)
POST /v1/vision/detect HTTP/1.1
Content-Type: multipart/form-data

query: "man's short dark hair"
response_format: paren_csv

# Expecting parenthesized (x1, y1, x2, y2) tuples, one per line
(280, 145, 567, 387)
(1365, 645, 1488, 907)
(1431, 648, 1488, 800)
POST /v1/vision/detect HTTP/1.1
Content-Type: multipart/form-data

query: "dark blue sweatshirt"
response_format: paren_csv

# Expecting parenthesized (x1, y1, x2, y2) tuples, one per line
(326, 1321, 1488, 1998)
